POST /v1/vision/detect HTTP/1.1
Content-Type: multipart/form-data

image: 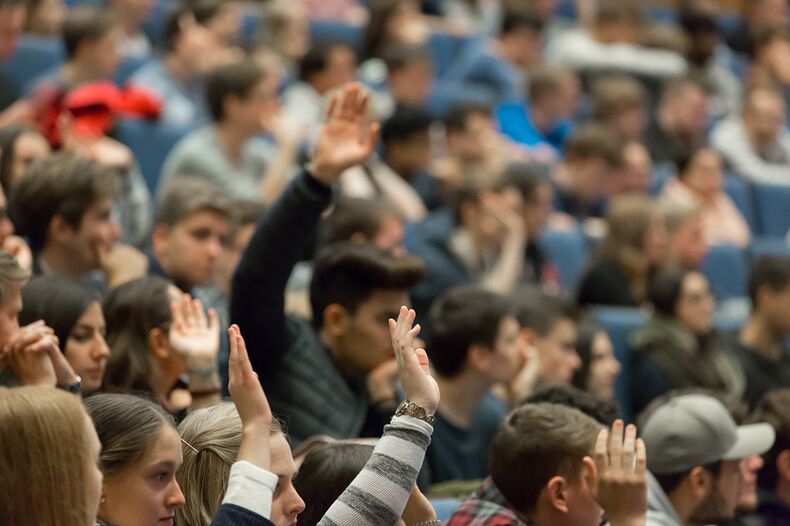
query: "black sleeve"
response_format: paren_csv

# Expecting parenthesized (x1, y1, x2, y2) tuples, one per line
(576, 260, 637, 308)
(210, 504, 275, 526)
(230, 170, 332, 374)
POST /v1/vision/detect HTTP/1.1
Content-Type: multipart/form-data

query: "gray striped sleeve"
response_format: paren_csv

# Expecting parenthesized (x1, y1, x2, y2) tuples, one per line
(317, 415, 433, 526)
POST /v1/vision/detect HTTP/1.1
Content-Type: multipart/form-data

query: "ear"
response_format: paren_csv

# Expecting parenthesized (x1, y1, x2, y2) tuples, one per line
(48, 214, 74, 244)
(545, 475, 571, 513)
(688, 466, 712, 499)
(151, 224, 170, 253)
(323, 303, 350, 338)
(467, 343, 492, 373)
(777, 450, 790, 481)
(149, 327, 171, 361)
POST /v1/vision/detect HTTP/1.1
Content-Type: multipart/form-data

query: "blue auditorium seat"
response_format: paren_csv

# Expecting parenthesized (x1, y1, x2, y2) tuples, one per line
(432, 499, 461, 521)
(592, 307, 647, 423)
(309, 20, 364, 52)
(428, 33, 474, 79)
(724, 174, 757, 234)
(750, 237, 790, 260)
(701, 244, 748, 301)
(426, 79, 494, 118)
(114, 56, 149, 86)
(754, 182, 790, 238)
(1, 36, 64, 90)
(114, 118, 193, 192)
(538, 228, 587, 291)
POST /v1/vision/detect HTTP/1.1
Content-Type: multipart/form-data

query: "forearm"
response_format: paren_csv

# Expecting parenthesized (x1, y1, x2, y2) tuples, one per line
(318, 416, 433, 526)
(482, 233, 526, 293)
(211, 461, 278, 526)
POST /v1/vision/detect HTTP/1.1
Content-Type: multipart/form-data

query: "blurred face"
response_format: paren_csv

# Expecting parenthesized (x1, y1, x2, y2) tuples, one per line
(100, 426, 186, 526)
(82, 26, 124, 80)
(205, 2, 242, 45)
(450, 113, 496, 163)
(744, 91, 787, 148)
(65, 302, 110, 393)
(569, 158, 611, 203)
(585, 331, 620, 400)
(111, 0, 155, 26)
(234, 76, 281, 135)
(216, 222, 255, 296)
(176, 13, 221, 76)
(738, 456, 764, 511)
(7, 131, 51, 190)
(0, 5, 25, 60)
(671, 215, 708, 269)
(319, 46, 357, 94)
(485, 316, 526, 383)
(372, 215, 405, 255)
(507, 27, 544, 68)
(683, 149, 723, 202)
(390, 58, 433, 107)
(61, 197, 122, 273)
(523, 183, 553, 238)
(610, 105, 647, 141)
(388, 131, 432, 179)
(752, 0, 790, 27)
(0, 283, 22, 350)
(281, 9, 310, 61)
(763, 284, 790, 335)
(675, 272, 715, 335)
(691, 460, 743, 522)
(84, 413, 104, 521)
(644, 214, 669, 267)
(28, 0, 65, 38)
(671, 86, 710, 138)
(620, 142, 652, 194)
(336, 290, 409, 373)
(534, 318, 581, 385)
(269, 433, 306, 526)
(761, 38, 790, 86)
(157, 210, 230, 289)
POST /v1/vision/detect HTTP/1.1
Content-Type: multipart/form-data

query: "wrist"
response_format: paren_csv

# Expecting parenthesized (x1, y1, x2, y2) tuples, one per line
(306, 161, 339, 186)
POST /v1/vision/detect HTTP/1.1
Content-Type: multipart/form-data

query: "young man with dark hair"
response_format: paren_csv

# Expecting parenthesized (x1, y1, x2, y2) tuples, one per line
(448, 9, 545, 102)
(422, 285, 524, 483)
(736, 257, 790, 407)
(9, 152, 129, 286)
(524, 384, 621, 427)
(150, 177, 232, 294)
(513, 287, 581, 387)
(552, 122, 625, 222)
(749, 388, 790, 525)
(319, 198, 404, 254)
(161, 59, 300, 204)
(591, 75, 648, 141)
(382, 43, 433, 109)
(642, 393, 775, 526)
(283, 41, 357, 133)
(129, 6, 229, 127)
(447, 404, 649, 526)
(231, 84, 426, 445)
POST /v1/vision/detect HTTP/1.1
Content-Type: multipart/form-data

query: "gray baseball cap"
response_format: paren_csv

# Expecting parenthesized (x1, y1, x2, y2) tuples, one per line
(642, 394, 775, 475)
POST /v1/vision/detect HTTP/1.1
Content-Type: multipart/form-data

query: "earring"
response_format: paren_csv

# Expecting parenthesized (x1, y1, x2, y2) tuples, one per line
(101, 496, 107, 503)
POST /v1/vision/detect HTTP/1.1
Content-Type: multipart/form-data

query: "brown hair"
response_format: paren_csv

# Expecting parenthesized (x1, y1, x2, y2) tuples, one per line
(155, 177, 231, 227)
(600, 195, 662, 302)
(490, 403, 601, 514)
(565, 122, 624, 167)
(63, 5, 119, 59)
(591, 75, 647, 120)
(10, 152, 118, 252)
(205, 59, 267, 122)
(528, 65, 575, 104)
(0, 386, 94, 526)
(175, 403, 283, 526)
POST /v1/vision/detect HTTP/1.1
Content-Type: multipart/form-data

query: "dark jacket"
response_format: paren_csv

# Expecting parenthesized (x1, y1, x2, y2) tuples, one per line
(733, 341, 790, 409)
(230, 170, 392, 446)
(631, 314, 745, 416)
(577, 256, 639, 307)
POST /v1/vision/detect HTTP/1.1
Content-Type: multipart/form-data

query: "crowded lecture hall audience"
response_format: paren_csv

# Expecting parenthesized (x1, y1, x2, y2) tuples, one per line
(3, 0, 790, 524)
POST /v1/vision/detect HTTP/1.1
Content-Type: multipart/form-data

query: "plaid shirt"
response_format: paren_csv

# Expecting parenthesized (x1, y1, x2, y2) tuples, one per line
(445, 478, 532, 526)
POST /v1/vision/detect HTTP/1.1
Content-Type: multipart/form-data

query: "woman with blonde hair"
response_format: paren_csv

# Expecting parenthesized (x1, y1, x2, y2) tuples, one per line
(0, 386, 103, 526)
(577, 194, 669, 307)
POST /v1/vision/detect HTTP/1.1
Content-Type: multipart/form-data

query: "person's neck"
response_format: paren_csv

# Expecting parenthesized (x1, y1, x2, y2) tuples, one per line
(163, 53, 193, 85)
(61, 60, 101, 88)
(667, 488, 697, 525)
(214, 122, 250, 167)
(741, 313, 784, 361)
(39, 245, 90, 278)
(435, 371, 491, 428)
(776, 479, 790, 508)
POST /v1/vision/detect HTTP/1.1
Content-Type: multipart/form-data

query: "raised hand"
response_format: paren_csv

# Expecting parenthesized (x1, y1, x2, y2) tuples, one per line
(388, 306, 439, 415)
(309, 83, 380, 186)
(228, 324, 272, 471)
(169, 293, 220, 362)
(592, 420, 648, 526)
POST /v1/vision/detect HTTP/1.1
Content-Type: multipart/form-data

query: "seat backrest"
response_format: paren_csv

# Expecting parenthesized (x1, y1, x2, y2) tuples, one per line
(754, 182, 790, 238)
(701, 244, 748, 301)
(538, 228, 588, 291)
(2, 36, 64, 90)
(723, 173, 757, 234)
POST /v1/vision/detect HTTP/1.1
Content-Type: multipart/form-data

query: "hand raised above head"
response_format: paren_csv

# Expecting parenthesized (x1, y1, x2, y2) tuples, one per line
(169, 293, 220, 363)
(388, 306, 439, 415)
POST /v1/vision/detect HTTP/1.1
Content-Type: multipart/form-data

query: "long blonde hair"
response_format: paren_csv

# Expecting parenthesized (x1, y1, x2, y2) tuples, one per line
(175, 402, 282, 526)
(0, 386, 94, 526)
(600, 194, 661, 302)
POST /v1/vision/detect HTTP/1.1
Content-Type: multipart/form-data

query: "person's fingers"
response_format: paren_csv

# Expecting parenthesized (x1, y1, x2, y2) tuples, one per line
(355, 89, 369, 116)
(609, 420, 624, 474)
(182, 294, 195, 327)
(622, 424, 637, 472)
(364, 122, 381, 153)
(415, 348, 430, 374)
(207, 308, 219, 333)
(10, 330, 53, 353)
(24, 335, 58, 354)
(594, 428, 609, 473)
(192, 298, 207, 328)
(635, 438, 647, 475)
(340, 84, 359, 120)
(325, 93, 339, 121)
(170, 300, 184, 333)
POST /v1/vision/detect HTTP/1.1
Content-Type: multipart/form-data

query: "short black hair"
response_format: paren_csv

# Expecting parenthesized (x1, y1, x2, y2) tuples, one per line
(381, 105, 433, 145)
(524, 384, 621, 426)
(190, 0, 227, 25)
(205, 59, 267, 122)
(310, 242, 425, 329)
(62, 6, 119, 59)
(318, 198, 399, 250)
(298, 41, 355, 83)
(512, 286, 576, 337)
(748, 257, 790, 307)
(426, 286, 514, 378)
(648, 266, 691, 317)
(653, 461, 722, 496)
(444, 102, 492, 133)
(500, 9, 544, 37)
(497, 162, 551, 202)
(20, 276, 99, 348)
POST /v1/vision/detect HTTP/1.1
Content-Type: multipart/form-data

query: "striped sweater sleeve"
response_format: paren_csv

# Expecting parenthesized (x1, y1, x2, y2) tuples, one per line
(317, 415, 433, 526)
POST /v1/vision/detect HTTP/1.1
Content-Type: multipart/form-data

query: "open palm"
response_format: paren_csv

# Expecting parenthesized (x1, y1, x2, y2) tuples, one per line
(169, 294, 220, 361)
(389, 306, 440, 414)
(311, 83, 380, 185)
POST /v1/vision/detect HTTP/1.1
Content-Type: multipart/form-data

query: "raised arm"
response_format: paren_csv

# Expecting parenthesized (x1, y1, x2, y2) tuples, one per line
(318, 307, 440, 526)
(230, 83, 380, 373)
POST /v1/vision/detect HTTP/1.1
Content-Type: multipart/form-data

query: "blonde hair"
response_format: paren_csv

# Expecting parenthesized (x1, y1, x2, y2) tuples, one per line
(601, 195, 662, 302)
(175, 402, 283, 526)
(0, 386, 94, 526)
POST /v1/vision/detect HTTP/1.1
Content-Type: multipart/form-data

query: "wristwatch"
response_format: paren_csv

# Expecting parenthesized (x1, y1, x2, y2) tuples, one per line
(395, 399, 435, 425)
(59, 375, 82, 395)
